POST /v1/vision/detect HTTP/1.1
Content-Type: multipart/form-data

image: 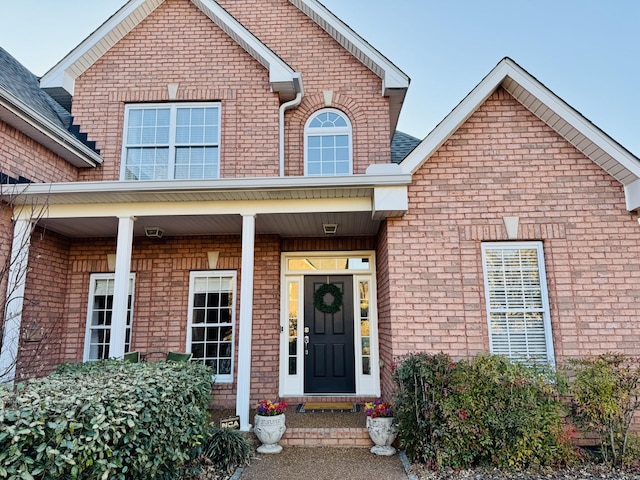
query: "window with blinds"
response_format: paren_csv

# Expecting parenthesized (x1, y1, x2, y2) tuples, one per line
(481, 242, 554, 365)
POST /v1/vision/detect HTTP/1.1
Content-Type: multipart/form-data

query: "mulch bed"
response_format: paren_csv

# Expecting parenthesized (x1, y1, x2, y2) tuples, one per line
(410, 464, 640, 479)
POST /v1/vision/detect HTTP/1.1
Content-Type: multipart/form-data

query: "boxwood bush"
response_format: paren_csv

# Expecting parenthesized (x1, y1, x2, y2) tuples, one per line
(393, 352, 576, 471)
(0, 360, 212, 479)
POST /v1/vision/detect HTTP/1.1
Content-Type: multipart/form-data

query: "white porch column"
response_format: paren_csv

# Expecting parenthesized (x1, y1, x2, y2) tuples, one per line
(0, 218, 32, 385)
(236, 214, 255, 431)
(109, 216, 135, 359)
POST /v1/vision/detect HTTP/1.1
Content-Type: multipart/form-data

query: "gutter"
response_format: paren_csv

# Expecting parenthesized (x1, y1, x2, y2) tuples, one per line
(279, 73, 304, 176)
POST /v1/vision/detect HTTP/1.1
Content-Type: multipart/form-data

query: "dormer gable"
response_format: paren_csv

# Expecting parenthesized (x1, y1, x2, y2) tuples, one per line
(401, 58, 640, 211)
(39, 0, 408, 132)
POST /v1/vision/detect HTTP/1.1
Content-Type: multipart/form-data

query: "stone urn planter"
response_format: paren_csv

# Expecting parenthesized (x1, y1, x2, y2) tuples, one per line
(366, 416, 398, 456)
(254, 413, 286, 453)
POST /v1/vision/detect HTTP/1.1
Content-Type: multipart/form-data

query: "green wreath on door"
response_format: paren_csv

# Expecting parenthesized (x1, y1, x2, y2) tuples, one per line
(313, 283, 343, 314)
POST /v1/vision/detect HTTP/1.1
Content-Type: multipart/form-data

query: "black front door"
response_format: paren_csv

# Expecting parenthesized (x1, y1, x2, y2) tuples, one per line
(304, 275, 355, 394)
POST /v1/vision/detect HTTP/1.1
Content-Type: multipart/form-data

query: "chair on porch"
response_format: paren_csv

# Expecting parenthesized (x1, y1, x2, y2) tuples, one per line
(166, 351, 193, 363)
(123, 351, 140, 363)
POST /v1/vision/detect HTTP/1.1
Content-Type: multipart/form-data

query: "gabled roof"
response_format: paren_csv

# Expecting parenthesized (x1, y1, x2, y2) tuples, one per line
(289, 0, 409, 132)
(400, 58, 640, 211)
(39, 0, 409, 131)
(40, 0, 302, 107)
(0, 48, 102, 168)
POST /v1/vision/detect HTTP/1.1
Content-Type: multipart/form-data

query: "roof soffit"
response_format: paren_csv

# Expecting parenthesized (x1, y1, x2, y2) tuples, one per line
(401, 58, 640, 190)
(40, 0, 301, 102)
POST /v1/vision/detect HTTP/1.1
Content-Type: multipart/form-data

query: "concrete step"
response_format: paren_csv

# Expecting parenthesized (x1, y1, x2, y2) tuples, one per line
(280, 426, 373, 448)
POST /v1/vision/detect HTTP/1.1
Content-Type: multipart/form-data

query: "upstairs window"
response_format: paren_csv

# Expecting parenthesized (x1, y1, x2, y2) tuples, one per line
(481, 242, 555, 365)
(304, 109, 352, 176)
(122, 103, 220, 180)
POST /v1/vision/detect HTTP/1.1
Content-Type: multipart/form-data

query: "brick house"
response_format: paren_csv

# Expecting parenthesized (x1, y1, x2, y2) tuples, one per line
(1, 0, 639, 431)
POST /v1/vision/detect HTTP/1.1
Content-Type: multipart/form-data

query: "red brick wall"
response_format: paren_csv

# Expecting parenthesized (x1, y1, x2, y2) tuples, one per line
(374, 221, 394, 399)
(0, 120, 78, 183)
(16, 229, 70, 381)
(33, 233, 380, 404)
(0, 120, 78, 381)
(72, 0, 390, 182)
(386, 88, 640, 365)
(215, 0, 391, 173)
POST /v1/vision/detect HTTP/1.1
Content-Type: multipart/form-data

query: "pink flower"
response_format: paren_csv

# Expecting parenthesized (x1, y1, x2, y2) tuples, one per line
(364, 399, 393, 418)
(255, 399, 288, 416)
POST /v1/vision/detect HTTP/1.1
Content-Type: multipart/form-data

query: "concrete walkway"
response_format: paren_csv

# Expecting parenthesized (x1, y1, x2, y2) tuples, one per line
(238, 447, 409, 480)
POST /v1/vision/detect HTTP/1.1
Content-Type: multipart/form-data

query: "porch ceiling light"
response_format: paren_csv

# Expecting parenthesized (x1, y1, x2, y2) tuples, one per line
(323, 223, 338, 235)
(144, 226, 164, 238)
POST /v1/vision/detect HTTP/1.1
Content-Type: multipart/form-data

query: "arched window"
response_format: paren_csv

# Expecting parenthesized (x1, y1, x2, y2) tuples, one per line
(304, 109, 352, 176)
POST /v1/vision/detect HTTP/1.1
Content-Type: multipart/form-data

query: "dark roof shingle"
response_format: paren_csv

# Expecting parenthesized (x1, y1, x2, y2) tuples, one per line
(0, 47, 72, 130)
(391, 130, 421, 164)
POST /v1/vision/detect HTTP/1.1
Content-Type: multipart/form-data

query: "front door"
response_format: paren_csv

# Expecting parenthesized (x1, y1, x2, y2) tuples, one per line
(303, 275, 355, 393)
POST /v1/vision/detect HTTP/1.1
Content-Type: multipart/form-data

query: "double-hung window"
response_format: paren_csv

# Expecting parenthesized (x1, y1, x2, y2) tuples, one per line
(122, 103, 220, 180)
(187, 271, 236, 382)
(304, 109, 352, 176)
(84, 274, 135, 361)
(481, 242, 554, 365)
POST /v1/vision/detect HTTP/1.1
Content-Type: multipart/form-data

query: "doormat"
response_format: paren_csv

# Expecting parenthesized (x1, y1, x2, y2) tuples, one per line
(296, 402, 360, 413)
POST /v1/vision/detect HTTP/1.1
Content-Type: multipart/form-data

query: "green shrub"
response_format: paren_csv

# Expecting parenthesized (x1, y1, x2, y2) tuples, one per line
(393, 352, 576, 471)
(566, 353, 640, 466)
(392, 352, 456, 466)
(0, 360, 212, 479)
(202, 426, 252, 474)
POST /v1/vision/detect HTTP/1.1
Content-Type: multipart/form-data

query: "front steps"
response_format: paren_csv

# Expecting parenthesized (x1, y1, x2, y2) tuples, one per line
(281, 425, 372, 448)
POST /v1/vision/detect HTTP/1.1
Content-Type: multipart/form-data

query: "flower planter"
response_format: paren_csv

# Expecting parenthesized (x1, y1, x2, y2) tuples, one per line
(366, 416, 398, 456)
(254, 413, 286, 453)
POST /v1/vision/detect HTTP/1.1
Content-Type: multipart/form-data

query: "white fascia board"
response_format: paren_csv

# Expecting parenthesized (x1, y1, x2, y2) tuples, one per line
(0, 88, 102, 168)
(401, 58, 640, 185)
(192, 0, 299, 95)
(41, 0, 300, 99)
(41, 0, 164, 94)
(500, 59, 640, 183)
(290, 0, 409, 93)
(400, 60, 508, 175)
(40, 197, 374, 220)
(625, 179, 640, 212)
(14, 174, 412, 198)
(372, 185, 408, 220)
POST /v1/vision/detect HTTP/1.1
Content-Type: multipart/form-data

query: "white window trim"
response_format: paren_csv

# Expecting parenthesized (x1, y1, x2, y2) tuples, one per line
(120, 102, 221, 181)
(303, 108, 353, 176)
(481, 241, 555, 366)
(186, 270, 237, 383)
(83, 273, 135, 362)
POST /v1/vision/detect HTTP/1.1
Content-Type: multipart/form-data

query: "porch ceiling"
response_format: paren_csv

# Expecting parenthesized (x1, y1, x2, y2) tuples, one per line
(37, 211, 381, 238)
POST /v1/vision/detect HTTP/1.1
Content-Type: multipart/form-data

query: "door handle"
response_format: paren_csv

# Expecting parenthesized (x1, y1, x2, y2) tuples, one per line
(304, 335, 309, 355)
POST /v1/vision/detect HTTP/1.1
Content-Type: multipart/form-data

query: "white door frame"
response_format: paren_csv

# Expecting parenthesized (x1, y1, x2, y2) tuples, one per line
(279, 251, 380, 397)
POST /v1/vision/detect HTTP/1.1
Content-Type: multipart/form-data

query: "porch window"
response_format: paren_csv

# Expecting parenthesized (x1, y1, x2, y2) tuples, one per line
(122, 103, 220, 181)
(287, 281, 299, 375)
(481, 242, 554, 365)
(84, 274, 134, 361)
(359, 280, 371, 375)
(187, 271, 236, 382)
(304, 109, 352, 176)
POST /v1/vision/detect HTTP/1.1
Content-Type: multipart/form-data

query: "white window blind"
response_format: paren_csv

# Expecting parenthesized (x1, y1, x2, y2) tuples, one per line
(481, 242, 554, 365)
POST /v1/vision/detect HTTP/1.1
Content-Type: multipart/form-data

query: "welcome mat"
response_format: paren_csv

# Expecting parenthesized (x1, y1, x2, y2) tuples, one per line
(296, 402, 360, 413)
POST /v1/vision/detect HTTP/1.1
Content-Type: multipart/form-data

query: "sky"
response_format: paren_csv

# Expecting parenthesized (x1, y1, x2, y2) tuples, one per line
(0, 0, 638, 156)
